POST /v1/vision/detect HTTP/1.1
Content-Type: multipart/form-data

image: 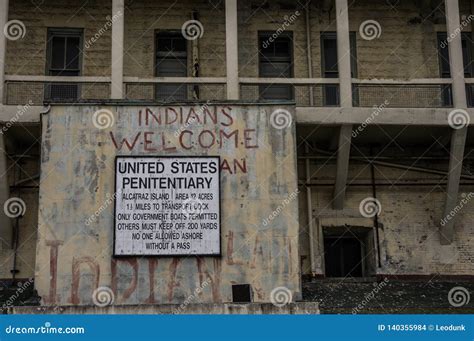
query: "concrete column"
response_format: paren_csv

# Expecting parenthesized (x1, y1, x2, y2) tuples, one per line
(111, 0, 124, 99)
(333, 0, 353, 209)
(333, 125, 352, 209)
(225, 0, 239, 100)
(442, 0, 468, 244)
(335, 0, 352, 108)
(0, 0, 9, 104)
(0, 133, 11, 249)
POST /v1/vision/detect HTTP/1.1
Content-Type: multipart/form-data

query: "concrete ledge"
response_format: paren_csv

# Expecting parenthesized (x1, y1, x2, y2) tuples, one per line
(0, 105, 43, 123)
(8, 302, 319, 315)
(296, 107, 470, 126)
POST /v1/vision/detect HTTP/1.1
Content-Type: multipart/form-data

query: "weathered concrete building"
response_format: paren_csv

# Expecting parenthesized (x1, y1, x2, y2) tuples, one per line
(0, 0, 473, 313)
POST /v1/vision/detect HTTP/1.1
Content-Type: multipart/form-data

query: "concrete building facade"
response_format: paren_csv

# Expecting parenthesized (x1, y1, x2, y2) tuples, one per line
(0, 0, 473, 312)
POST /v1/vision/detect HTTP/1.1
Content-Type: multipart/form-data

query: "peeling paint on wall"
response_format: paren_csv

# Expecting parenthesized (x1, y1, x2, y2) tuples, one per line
(35, 104, 300, 306)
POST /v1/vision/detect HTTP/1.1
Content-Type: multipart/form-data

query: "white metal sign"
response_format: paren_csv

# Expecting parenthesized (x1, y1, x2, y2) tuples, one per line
(114, 156, 220, 256)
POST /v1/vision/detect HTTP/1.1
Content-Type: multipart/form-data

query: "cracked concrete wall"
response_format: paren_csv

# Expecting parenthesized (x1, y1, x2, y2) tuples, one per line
(35, 104, 300, 306)
(298, 160, 474, 277)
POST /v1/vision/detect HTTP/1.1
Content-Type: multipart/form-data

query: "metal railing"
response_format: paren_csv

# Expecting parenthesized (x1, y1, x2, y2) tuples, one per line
(4, 76, 111, 105)
(123, 77, 227, 103)
(2, 75, 462, 109)
(351, 79, 453, 108)
(239, 77, 340, 106)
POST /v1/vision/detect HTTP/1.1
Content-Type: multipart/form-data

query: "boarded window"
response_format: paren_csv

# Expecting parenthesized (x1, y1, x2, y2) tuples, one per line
(155, 31, 188, 102)
(258, 31, 293, 101)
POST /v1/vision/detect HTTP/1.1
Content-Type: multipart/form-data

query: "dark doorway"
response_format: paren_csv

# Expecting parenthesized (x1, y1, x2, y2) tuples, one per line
(324, 237, 363, 278)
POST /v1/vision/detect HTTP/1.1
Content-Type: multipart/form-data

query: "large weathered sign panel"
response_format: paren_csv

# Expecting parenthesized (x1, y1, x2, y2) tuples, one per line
(114, 156, 220, 256)
(36, 104, 300, 306)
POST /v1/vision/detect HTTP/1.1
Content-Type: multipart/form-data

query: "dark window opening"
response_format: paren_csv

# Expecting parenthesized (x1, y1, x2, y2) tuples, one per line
(232, 284, 252, 303)
(320, 32, 357, 106)
(46, 28, 83, 102)
(323, 227, 374, 278)
(258, 31, 293, 101)
(155, 31, 188, 102)
(437, 32, 472, 106)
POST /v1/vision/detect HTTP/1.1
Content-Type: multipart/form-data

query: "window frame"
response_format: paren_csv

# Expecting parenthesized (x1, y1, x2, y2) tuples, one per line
(46, 28, 84, 76)
(258, 30, 294, 78)
(257, 30, 294, 101)
(154, 30, 189, 102)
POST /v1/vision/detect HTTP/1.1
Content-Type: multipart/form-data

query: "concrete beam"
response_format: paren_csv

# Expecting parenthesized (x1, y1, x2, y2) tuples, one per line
(0, 105, 43, 123)
(441, 0, 468, 244)
(111, 0, 124, 99)
(295, 107, 474, 126)
(0, 133, 11, 249)
(0, 0, 9, 104)
(225, 0, 239, 100)
(333, 125, 352, 209)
